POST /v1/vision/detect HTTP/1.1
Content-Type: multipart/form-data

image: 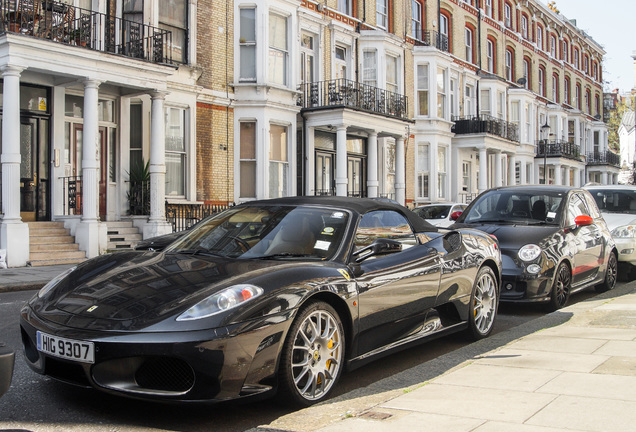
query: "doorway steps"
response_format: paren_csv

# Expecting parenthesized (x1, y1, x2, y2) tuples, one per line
(28, 222, 87, 267)
(106, 221, 142, 252)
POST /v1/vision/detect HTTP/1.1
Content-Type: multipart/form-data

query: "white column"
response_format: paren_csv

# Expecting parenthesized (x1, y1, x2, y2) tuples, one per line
(367, 131, 379, 198)
(82, 79, 100, 222)
(495, 151, 503, 187)
(601, 172, 608, 185)
(0, 65, 29, 267)
(335, 125, 347, 197)
(478, 148, 488, 193)
(395, 136, 405, 205)
(508, 155, 516, 185)
(573, 168, 580, 187)
(305, 126, 315, 195)
(520, 160, 527, 185)
(74, 79, 105, 258)
(555, 163, 562, 185)
(143, 91, 172, 239)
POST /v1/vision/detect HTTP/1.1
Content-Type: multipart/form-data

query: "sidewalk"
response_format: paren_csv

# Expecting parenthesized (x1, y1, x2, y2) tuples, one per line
(0, 264, 76, 293)
(250, 281, 636, 432)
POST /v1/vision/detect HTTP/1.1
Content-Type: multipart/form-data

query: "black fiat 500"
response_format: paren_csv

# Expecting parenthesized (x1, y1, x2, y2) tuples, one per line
(21, 197, 501, 406)
(451, 185, 617, 311)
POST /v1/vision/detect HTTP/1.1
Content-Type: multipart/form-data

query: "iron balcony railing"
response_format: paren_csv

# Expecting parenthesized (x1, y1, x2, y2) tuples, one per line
(587, 150, 620, 167)
(535, 140, 582, 161)
(1, 0, 173, 64)
(298, 79, 409, 121)
(412, 29, 449, 52)
(452, 115, 520, 143)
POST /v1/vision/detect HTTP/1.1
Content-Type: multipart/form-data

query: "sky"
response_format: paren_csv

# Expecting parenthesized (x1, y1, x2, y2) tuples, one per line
(542, 0, 635, 93)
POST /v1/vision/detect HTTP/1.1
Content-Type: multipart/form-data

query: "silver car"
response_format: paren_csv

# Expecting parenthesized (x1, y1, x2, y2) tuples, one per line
(413, 203, 467, 227)
(584, 185, 636, 278)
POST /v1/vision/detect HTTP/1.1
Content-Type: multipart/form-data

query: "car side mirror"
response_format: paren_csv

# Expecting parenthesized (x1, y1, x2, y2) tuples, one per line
(353, 238, 402, 263)
(450, 211, 462, 221)
(574, 215, 594, 227)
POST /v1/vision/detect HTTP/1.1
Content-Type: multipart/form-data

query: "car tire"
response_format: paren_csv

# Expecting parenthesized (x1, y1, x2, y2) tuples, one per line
(547, 262, 571, 311)
(466, 266, 499, 340)
(596, 252, 618, 293)
(278, 301, 345, 407)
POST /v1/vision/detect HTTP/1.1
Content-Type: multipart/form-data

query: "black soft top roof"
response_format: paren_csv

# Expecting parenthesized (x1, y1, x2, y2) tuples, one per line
(241, 196, 438, 233)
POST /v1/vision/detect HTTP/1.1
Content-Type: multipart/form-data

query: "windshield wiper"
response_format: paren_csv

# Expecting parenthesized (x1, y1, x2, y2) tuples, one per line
(255, 253, 313, 260)
(471, 219, 513, 224)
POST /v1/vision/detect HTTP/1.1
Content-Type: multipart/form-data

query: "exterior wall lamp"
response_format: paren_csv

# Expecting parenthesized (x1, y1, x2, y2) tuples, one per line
(541, 122, 551, 184)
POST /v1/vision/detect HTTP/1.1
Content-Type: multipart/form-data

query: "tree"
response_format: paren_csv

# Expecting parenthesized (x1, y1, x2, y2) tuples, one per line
(607, 96, 633, 153)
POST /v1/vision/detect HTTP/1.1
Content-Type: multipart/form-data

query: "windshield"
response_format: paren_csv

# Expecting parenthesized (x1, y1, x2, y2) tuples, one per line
(587, 189, 636, 214)
(461, 190, 564, 225)
(165, 205, 350, 260)
(414, 205, 452, 219)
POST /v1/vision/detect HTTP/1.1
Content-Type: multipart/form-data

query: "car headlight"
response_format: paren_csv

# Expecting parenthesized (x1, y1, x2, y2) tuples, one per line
(611, 225, 636, 239)
(37, 266, 77, 298)
(176, 284, 264, 321)
(518, 244, 542, 262)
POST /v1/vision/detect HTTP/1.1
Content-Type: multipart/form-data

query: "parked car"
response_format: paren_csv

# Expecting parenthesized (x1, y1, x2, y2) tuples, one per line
(413, 203, 467, 227)
(0, 342, 14, 398)
(450, 185, 617, 311)
(21, 197, 501, 406)
(584, 185, 636, 279)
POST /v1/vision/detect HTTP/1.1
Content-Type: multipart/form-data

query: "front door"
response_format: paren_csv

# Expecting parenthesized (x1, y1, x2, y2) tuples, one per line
(347, 155, 365, 197)
(20, 117, 50, 221)
(315, 151, 334, 195)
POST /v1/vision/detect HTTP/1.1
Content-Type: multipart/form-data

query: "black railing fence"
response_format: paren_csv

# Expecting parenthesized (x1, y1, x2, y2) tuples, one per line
(1, 0, 172, 63)
(535, 140, 581, 161)
(586, 150, 620, 167)
(61, 176, 82, 216)
(298, 79, 409, 121)
(166, 202, 234, 233)
(452, 115, 520, 142)
(412, 29, 450, 52)
(128, 180, 150, 216)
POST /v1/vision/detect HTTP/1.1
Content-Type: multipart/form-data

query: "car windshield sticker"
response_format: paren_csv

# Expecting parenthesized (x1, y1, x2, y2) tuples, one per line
(547, 212, 557, 219)
(321, 227, 334, 235)
(315, 240, 331, 250)
(331, 212, 345, 219)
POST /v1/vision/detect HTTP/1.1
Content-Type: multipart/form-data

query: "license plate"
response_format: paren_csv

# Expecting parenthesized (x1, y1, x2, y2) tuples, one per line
(36, 331, 95, 364)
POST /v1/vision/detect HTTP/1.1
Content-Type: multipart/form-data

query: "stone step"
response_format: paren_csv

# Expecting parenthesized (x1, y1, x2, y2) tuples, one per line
(105, 221, 134, 228)
(30, 243, 80, 252)
(107, 227, 140, 235)
(30, 235, 75, 245)
(28, 257, 87, 267)
(27, 221, 65, 228)
(29, 227, 70, 237)
(30, 250, 86, 261)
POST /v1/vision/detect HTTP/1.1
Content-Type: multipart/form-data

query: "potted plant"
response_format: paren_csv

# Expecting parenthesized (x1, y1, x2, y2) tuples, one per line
(126, 160, 150, 215)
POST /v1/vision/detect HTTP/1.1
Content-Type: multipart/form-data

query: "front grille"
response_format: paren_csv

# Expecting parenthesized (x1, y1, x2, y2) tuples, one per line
(45, 357, 91, 387)
(135, 357, 195, 392)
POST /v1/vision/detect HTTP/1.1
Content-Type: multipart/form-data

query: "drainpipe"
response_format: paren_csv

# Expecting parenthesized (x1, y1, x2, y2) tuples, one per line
(301, 110, 307, 196)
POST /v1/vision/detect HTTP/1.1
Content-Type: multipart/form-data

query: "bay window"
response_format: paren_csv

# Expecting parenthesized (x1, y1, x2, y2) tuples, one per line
(269, 124, 288, 198)
(239, 122, 256, 199)
(437, 67, 446, 119)
(417, 143, 429, 199)
(437, 147, 447, 199)
(159, 0, 187, 63)
(239, 8, 257, 82)
(269, 13, 288, 86)
(386, 55, 398, 93)
(165, 107, 187, 197)
(417, 64, 429, 116)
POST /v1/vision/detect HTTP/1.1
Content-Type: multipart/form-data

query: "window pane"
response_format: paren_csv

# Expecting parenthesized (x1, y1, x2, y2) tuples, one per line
(269, 14, 287, 50)
(269, 124, 287, 162)
(240, 161, 256, 198)
(159, 0, 186, 27)
(240, 122, 256, 159)
(165, 153, 184, 196)
(240, 8, 256, 41)
(240, 45, 257, 80)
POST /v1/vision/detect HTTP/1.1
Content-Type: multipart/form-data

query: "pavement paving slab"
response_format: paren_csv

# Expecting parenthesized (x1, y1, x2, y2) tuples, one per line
(525, 395, 636, 432)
